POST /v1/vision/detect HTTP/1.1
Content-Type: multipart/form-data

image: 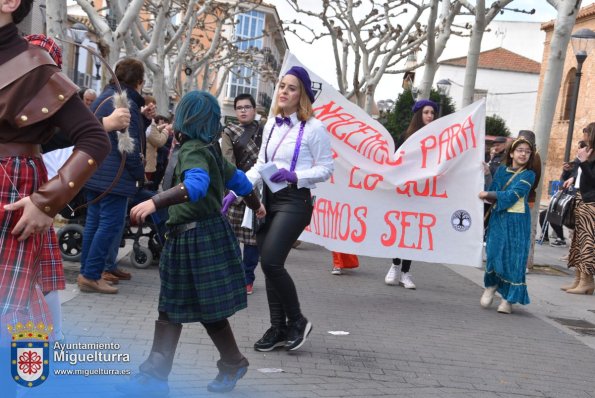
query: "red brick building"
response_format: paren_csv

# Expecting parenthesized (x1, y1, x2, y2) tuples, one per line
(536, 4, 595, 200)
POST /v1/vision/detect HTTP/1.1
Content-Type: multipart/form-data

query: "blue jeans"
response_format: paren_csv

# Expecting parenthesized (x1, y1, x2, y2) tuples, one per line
(243, 244, 259, 285)
(80, 190, 128, 280)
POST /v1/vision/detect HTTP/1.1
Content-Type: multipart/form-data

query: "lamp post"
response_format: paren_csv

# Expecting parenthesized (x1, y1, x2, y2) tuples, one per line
(70, 22, 88, 86)
(436, 79, 451, 118)
(411, 86, 419, 101)
(564, 28, 595, 162)
(94, 56, 101, 81)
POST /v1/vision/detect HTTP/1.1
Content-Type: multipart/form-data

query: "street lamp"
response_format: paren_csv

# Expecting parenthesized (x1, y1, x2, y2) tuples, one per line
(94, 55, 101, 81)
(564, 28, 595, 162)
(436, 79, 451, 118)
(70, 22, 88, 86)
(377, 99, 394, 113)
(411, 86, 419, 101)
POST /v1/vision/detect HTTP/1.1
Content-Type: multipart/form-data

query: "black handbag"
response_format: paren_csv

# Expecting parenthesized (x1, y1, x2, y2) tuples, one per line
(547, 189, 576, 229)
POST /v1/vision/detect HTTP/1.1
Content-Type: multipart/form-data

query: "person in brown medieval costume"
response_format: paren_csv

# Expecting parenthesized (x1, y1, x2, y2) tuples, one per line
(0, 0, 110, 345)
(221, 93, 263, 295)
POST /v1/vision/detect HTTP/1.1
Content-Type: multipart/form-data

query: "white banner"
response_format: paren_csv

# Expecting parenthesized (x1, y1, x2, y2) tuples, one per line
(281, 53, 485, 267)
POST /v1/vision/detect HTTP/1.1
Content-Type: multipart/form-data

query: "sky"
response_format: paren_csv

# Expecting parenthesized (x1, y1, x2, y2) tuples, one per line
(270, 0, 595, 101)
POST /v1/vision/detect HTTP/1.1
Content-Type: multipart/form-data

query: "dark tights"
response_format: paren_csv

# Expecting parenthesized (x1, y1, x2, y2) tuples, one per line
(158, 311, 243, 365)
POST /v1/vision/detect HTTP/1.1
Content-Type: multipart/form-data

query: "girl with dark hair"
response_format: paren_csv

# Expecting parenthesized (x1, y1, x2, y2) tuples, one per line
(564, 122, 595, 294)
(385, 99, 438, 290)
(229, 66, 333, 353)
(479, 137, 536, 313)
(119, 91, 265, 395)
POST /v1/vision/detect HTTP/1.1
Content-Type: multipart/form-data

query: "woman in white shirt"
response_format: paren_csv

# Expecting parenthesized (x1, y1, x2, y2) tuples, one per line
(241, 66, 333, 352)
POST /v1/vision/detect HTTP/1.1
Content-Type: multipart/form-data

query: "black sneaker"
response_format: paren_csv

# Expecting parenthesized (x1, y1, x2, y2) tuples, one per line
(550, 239, 566, 247)
(254, 327, 287, 352)
(284, 317, 312, 351)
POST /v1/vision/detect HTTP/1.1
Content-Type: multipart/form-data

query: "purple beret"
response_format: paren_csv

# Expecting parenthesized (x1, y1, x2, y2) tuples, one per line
(285, 66, 316, 104)
(412, 99, 439, 114)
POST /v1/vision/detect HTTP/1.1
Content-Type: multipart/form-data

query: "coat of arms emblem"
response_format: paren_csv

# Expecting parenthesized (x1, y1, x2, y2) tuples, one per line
(9, 321, 51, 388)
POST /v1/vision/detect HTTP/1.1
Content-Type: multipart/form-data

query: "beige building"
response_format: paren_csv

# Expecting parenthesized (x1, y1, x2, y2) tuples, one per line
(214, 1, 288, 122)
(536, 4, 595, 200)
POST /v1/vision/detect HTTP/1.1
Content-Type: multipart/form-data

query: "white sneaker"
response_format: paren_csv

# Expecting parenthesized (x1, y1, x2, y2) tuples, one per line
(399, 272, 416, 289)
(497, 299, 512, 314)
(480, 286, 498, 308)
(331, 267, 342, 275)
(385, 264, 400, 285)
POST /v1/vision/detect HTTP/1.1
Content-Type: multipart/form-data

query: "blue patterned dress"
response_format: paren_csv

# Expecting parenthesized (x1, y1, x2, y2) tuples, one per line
(485, 166, 536, 305)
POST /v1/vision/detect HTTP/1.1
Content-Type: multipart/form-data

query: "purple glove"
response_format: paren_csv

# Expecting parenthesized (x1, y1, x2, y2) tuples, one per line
(270, 168, 297, 184)
(221, 191, 237, 214)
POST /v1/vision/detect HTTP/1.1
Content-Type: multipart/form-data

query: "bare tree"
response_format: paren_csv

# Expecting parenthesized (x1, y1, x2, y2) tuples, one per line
(459, 0, 514, 107)
(74, 0, 145, 65)
(417, 0, 463, 99)
(45, 0, 72, 76)
(174, 1, 279, 100)
(131, 0, 203, 113)
(283, 0, 438, 114)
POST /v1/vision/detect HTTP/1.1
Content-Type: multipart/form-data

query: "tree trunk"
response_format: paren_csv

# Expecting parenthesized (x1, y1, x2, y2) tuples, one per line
(528, 0, 583, 269)
(364, 85, 376, 115)
(46, 0, 72, 79)
(461, 0, 485, 107)
(417, 0, 439, 99)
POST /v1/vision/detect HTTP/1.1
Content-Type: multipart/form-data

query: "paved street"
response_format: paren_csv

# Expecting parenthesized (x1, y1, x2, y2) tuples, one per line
(34, 240, 595, 398)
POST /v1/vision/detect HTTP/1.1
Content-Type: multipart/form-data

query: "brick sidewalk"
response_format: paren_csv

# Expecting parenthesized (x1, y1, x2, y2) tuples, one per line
(46, 242, 595, 398)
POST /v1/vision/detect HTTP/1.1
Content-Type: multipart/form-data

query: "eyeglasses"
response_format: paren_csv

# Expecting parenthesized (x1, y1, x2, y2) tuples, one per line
(235, 105, 253, 112)
(514, 149, 532, 155)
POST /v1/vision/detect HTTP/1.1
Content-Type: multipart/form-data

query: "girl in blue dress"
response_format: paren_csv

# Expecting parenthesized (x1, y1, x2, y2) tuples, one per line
(478, 137, 536, 314)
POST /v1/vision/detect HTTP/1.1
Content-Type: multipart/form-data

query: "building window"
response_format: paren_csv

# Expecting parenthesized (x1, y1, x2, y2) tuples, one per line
(473, 89, 487, 102)
(227, 65, 258, 100)
(561, 68, 576, 121)
(235, 10, 265, 50)
(227, 10, 265, 101)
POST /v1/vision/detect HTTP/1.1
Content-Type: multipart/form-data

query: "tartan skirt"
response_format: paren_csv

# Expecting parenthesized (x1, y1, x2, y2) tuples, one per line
(1, 156, 64, 338)
(158, 213, 247, 323)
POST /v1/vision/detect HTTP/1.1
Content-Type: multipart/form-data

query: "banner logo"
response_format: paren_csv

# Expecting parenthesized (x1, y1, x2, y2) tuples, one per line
(451, 210, 472, 232)
(9, 322, 51, 388)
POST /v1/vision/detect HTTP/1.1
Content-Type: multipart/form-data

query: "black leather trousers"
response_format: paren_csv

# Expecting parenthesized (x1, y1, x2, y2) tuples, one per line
(257, 186, 313, 327)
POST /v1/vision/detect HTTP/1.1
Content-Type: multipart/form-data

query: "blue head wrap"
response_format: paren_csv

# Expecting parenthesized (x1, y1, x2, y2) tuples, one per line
(173, 91, 222, 143)
(412, 99, 439, 114)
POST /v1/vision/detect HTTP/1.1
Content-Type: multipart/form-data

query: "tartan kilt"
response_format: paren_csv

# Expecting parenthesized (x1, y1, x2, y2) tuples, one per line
(158, 213, 247, 323)
(226, 201, 257, 246)
(1, 156, 63, 338)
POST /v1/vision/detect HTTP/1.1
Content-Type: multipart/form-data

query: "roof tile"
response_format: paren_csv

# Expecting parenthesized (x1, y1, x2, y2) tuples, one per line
(439, 47, 541, 74)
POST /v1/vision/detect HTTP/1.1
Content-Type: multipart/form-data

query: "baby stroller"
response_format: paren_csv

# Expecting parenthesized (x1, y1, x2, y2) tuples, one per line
(56, 188, 167, 269)
(56, 190, 86, 262)
(123, 188, 168, 268)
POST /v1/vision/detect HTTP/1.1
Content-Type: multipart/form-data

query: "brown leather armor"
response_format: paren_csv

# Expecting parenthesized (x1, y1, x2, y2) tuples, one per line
(30, 150, 98, 217)
(1, 45, 102, 217)
(243, 189, 261, 211)
(151, 183, 190, 209)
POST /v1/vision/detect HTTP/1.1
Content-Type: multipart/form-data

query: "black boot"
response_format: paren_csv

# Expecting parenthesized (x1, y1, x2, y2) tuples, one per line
(116, 320, 182, 396)
(204, 320, 249, 393)
(207, 357, 249, 393)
